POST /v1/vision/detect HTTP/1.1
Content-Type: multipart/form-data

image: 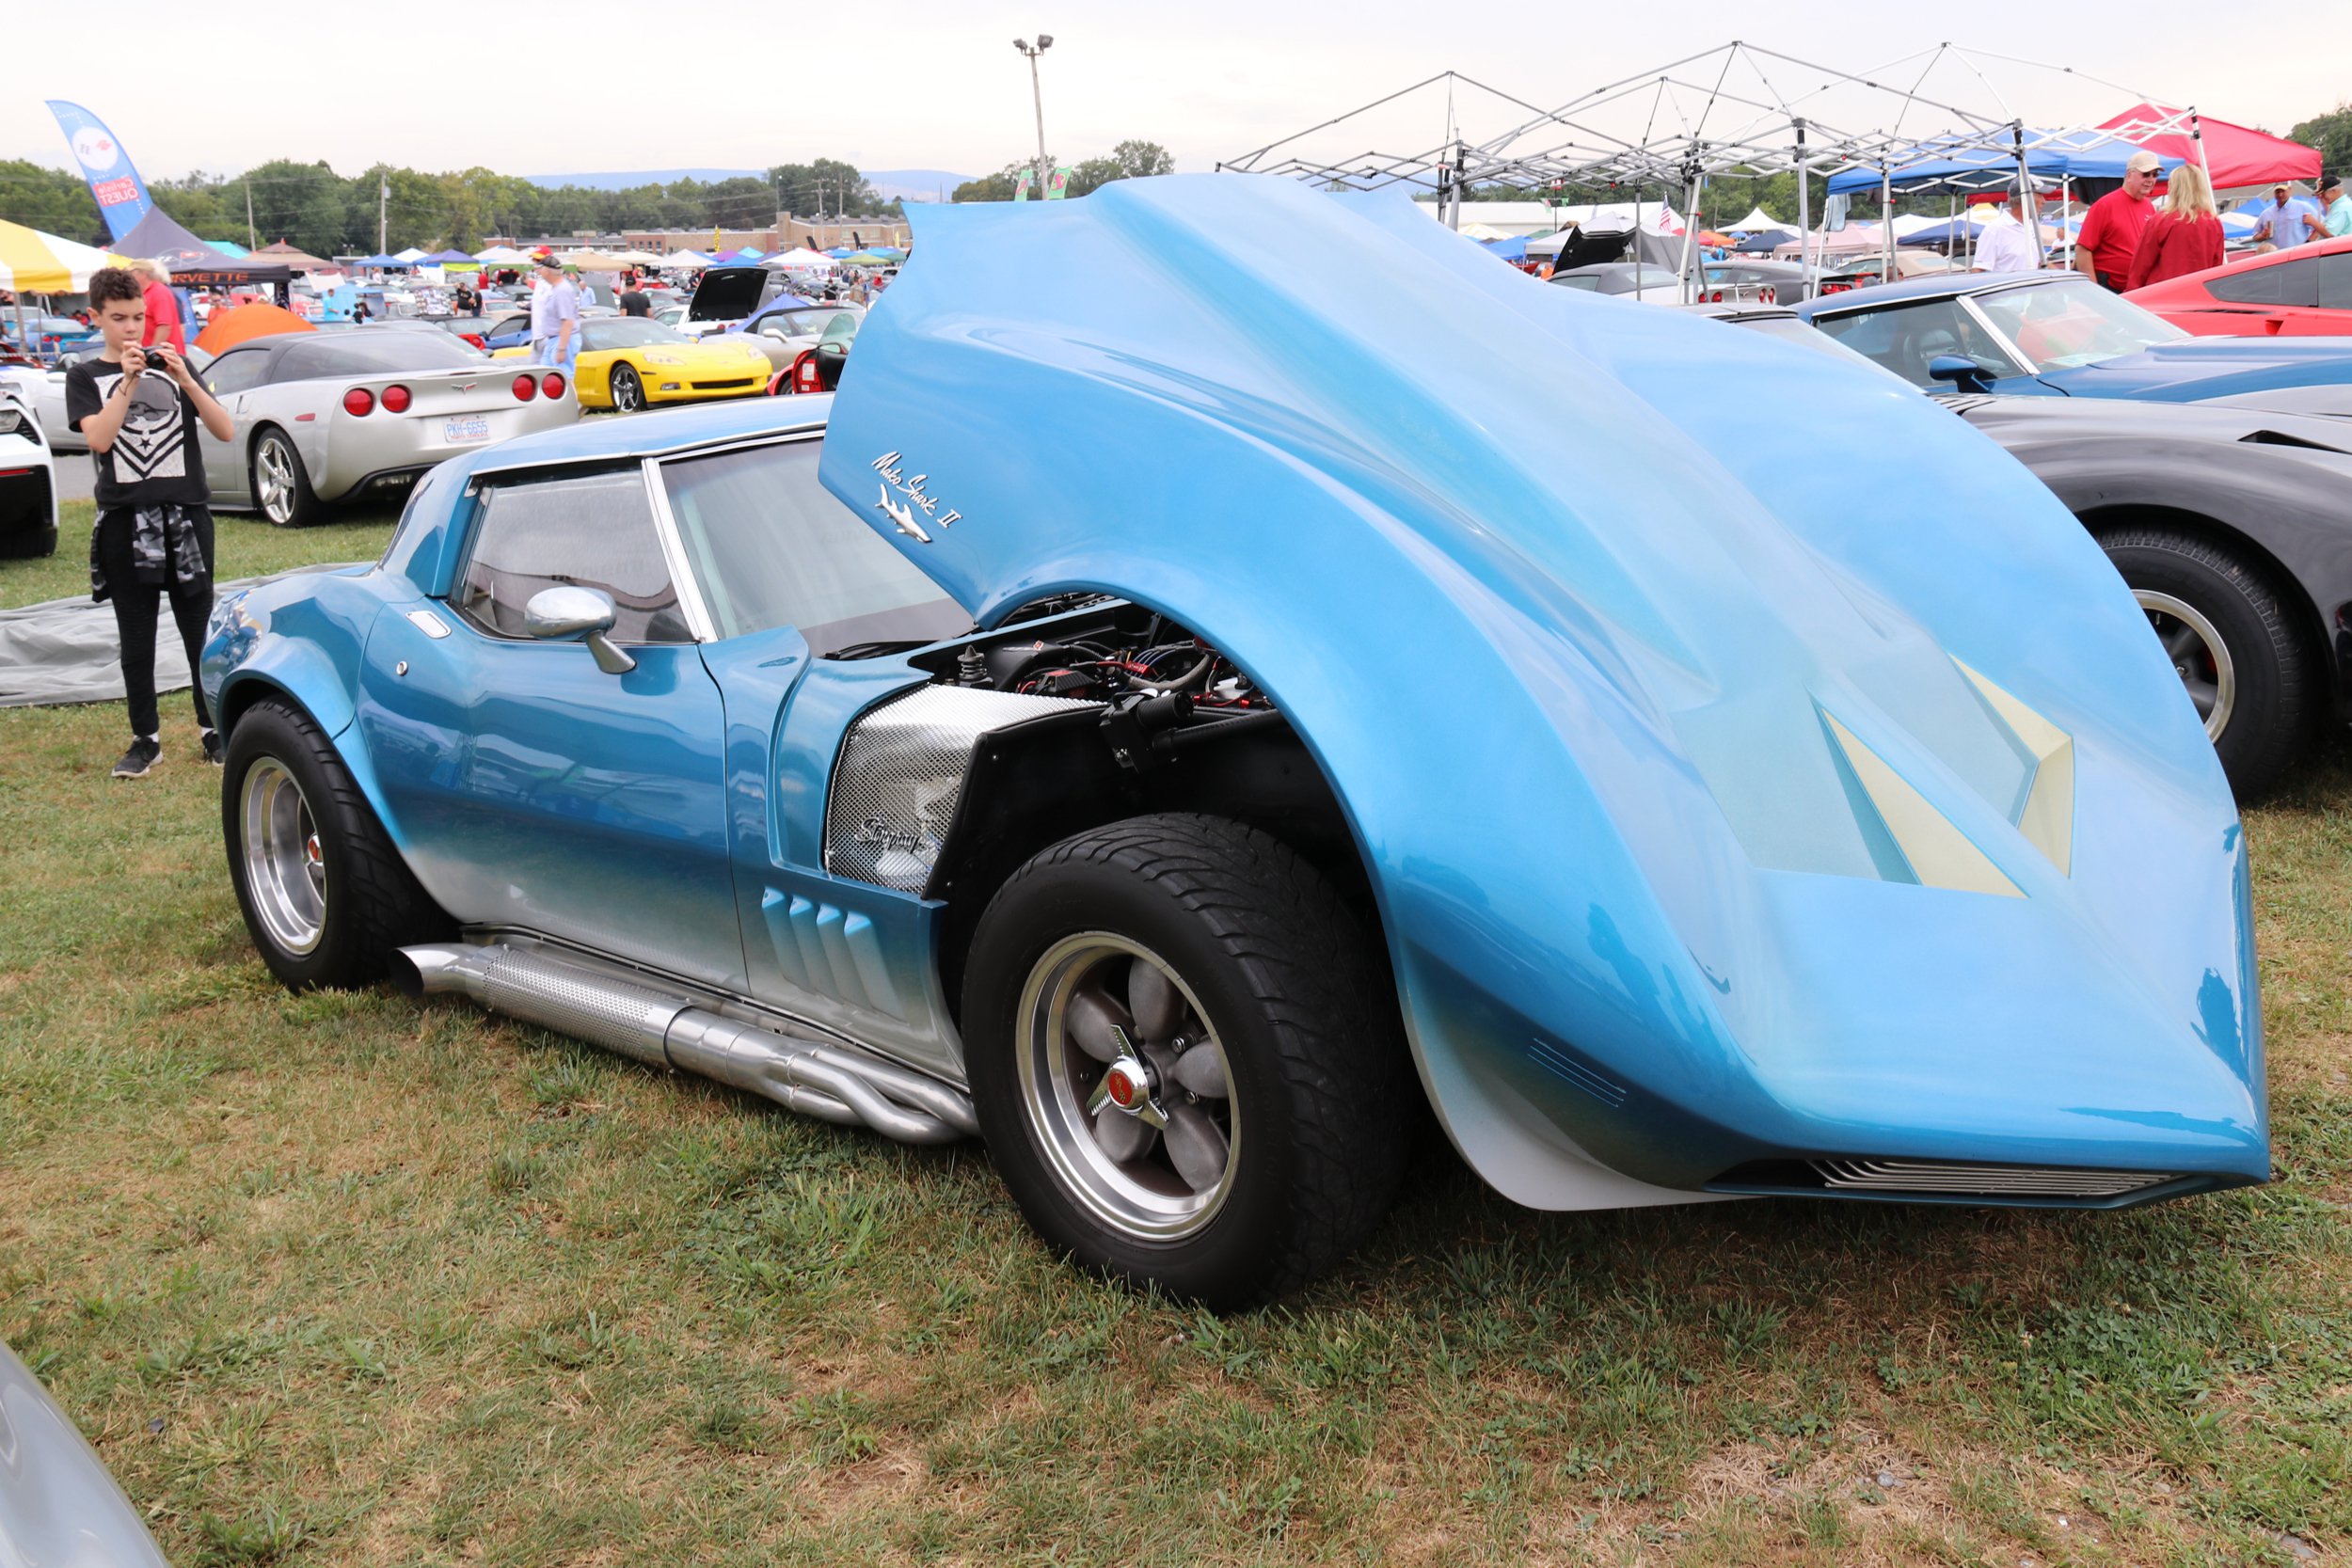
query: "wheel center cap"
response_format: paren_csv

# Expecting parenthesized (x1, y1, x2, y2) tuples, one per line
(305, 834, 322, 865)
(1104, 1058, 1146, 1112)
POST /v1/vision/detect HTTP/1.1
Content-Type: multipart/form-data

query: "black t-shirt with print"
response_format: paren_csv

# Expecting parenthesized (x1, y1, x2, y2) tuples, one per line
(65, 356, 210, 513)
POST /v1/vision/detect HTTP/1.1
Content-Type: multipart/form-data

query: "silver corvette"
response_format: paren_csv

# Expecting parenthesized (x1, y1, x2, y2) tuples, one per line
(196, 330, 580, 526)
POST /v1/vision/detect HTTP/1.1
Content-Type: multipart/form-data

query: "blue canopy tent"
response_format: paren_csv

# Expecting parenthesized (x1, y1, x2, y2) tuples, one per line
(357, 252, 411, 269)
(423, 248, 477, 265)
(1732, 229, 1795, 254)
(824, 245, 856, 259)
(1481, 233, 1529, 262)
(1825, 131, 2186, 198)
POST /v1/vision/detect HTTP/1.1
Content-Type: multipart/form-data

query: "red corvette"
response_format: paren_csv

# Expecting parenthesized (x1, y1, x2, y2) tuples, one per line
(2125, 237, 2352, 337)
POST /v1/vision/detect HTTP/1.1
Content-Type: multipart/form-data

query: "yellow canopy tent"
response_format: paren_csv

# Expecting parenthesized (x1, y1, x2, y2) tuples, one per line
(2, 219, 130, 355)
(0, 219, 129, 293)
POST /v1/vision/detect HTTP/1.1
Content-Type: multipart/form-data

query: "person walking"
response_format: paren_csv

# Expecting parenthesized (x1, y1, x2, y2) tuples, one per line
(530, 252, 579, 372)
(2074, 150, 2164, 292)
(2323, 175, 2352, 240)
(2251, 183, 2324, 250)
(617, 277, 651, 317)
(1970, 188, 2043, 273)
(2127, 161, 2226, 291)
(65, 267, 237, 779)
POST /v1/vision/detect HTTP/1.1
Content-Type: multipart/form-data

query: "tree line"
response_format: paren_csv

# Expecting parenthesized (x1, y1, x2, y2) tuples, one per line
(952, 141, 1175, 201)
(0, 157, 898, 255)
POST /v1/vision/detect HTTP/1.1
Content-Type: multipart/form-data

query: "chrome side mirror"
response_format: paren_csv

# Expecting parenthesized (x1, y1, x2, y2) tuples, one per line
(523, 586, 636, 674)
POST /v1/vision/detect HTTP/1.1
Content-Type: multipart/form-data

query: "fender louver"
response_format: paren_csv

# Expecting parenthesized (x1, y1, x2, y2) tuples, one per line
(1713, 1159, 2181, 1199)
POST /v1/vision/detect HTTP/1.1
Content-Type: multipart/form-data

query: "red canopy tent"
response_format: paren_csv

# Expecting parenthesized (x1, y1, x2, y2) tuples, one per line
(2098, 103, 2321, 193)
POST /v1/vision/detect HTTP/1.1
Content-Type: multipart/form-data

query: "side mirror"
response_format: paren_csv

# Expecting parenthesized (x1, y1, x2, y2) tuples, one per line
(1927, 354, 1995, 393)
(524, 586, 636, 674)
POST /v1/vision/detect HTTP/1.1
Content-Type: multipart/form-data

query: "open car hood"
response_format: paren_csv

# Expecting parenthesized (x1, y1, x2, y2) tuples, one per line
(684, 266, 778, 325)
(820, 175, 2265, 1209)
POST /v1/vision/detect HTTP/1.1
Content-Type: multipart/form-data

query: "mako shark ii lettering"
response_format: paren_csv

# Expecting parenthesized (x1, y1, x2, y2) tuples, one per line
(870, 451, 963, 544)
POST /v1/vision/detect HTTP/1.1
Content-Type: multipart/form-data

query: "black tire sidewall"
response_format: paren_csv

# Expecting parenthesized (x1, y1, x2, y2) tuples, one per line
(965, 847, 1325, 1308)
(221, 703, 367, 990)
(2105, 538, 2294, 787)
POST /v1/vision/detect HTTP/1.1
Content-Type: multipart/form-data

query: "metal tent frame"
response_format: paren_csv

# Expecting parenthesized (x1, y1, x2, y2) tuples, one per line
(1221, 42, 2211, 300)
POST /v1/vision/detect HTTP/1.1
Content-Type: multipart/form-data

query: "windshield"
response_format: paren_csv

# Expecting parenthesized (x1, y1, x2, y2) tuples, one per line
(660, 438, 971, 653)
(581, 319, 690, 351)
(1731, 314, 1900, 379)
(1971, 281, 2186, 370)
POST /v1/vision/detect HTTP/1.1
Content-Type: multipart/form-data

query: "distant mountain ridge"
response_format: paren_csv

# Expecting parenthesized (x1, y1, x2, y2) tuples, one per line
(522, 167, 977, 202)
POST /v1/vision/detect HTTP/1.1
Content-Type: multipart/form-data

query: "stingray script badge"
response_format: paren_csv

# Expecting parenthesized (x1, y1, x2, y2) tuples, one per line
(871, 451, 962, 545)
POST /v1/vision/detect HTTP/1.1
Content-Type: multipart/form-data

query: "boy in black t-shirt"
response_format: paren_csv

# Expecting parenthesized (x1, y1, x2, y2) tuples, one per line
(65, 266, 236, 779)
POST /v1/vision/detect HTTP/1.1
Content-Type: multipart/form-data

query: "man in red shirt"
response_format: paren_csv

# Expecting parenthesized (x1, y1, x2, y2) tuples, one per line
(2074, 150, 2163, 293)
(130, 258, 187, 355)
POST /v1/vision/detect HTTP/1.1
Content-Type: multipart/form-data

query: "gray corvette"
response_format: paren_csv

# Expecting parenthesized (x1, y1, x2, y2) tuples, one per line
(0, 1340, 167, 1566)
(196, 331, 580, 527)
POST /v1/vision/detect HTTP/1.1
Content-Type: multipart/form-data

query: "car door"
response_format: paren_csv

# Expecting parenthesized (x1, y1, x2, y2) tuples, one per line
(197, 346, 272, 497)
(355, 461, 745, 990)
(656, 435, 979, 1077)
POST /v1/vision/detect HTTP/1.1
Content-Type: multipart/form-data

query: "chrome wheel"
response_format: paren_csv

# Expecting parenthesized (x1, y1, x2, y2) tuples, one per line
(1015, 933, 1238, 1242)
(610, 366, 644, 413)
(2138, 589, 2235, 741)
(240, 757, 326, 955)
(255, 436, 297, 525)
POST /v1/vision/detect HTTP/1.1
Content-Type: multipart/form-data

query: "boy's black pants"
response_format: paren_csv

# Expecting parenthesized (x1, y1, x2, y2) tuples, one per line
(95, 505, 215, 737)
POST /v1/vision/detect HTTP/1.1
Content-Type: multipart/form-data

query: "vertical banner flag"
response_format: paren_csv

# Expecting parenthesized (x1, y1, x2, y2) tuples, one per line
(45, 102, 153, 243)
(1045, 166, 1073, 200)
(1013, 168, 1036, 202)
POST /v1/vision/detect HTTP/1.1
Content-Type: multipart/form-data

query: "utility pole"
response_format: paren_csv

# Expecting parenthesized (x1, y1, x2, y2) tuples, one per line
(245, 180, 256, 250)
(1013, 35, 1055, 194)
(378, 173, 389, 254)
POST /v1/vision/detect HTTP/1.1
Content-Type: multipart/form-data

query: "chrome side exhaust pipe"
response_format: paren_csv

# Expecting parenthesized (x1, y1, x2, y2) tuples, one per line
(392, 942, 973, 1145)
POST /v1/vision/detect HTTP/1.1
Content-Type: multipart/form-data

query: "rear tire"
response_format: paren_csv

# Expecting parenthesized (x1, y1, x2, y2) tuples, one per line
(250, 427, 320, 529)
(609, 364, 645, 413)
(963, 814, 1412, 1311)
(223, 698, 450, 990)
(2100, 528, 2310, 800)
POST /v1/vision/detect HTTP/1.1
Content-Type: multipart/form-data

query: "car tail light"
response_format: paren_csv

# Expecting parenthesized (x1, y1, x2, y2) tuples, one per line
(1762, 286, 1776, 304)
(512, 373, 537, 401)
(541, 372, 565, 399)
(342, 387, 374, 416)
(380, 383, 412, 413)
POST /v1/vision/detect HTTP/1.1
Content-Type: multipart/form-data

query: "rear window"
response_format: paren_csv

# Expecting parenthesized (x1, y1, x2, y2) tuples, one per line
(2205, 257, 2321, 308)
(273, 333, 485, 381)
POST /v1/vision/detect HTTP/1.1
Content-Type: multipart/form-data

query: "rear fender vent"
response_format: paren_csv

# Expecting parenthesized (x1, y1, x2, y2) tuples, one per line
(1713, 1158, 2181, 1200)
(2238, 428, 2350, 453)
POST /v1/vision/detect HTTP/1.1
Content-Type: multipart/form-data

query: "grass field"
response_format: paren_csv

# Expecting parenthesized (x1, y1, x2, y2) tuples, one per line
(2, 500, 2347, 1566)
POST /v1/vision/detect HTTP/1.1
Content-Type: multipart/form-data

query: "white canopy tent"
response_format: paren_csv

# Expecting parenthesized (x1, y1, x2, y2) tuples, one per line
(392, 246, 428, 263)
(765, 246, 838, 271)
(473, 245, 529, 264)
(1725, 205, 1783, 233)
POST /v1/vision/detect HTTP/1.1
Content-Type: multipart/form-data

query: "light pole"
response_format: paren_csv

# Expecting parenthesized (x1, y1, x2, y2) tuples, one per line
(1013, 35, 1054, 195)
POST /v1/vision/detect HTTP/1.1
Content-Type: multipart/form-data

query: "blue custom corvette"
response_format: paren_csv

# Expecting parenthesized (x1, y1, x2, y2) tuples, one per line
(202, 178, 2266, 1308)
(1794, 272, 2352, 414)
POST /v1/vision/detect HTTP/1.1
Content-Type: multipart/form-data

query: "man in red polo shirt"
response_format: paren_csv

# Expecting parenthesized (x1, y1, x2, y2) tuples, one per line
(130, 258, 187, 356)
(2074, 150, 2163, 293)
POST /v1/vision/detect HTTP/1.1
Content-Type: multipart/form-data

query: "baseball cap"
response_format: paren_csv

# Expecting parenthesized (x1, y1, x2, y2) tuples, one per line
(2125, 150, 2162, 175)
(2323, 175, 2344, 194)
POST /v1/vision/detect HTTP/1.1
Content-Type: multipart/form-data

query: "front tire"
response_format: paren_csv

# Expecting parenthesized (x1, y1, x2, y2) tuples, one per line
(2100, 528, 2310, 800)
(250, 427, 319, 528)
(963, 815, 1412, 1311)
(223, 699, 449, 990)
(609, 364, 645, 413)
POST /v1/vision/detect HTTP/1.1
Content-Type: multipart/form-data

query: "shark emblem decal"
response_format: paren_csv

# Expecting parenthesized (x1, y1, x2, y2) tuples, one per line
(870, 451, 961, 545)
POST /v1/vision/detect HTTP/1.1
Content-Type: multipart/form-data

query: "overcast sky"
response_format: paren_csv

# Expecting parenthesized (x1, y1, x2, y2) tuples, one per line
(7, 1, 2344, 185)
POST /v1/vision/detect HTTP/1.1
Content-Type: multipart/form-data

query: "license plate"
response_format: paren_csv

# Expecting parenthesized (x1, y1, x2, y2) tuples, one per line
(442, 415, 491, 443)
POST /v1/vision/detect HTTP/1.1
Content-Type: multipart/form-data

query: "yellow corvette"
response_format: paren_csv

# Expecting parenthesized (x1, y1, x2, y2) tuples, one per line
(491, 318, 771, 411)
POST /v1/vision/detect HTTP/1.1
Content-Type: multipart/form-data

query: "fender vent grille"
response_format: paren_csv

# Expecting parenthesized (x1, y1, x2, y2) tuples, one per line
(1718, 1158, 2181, 1199)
